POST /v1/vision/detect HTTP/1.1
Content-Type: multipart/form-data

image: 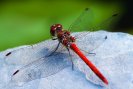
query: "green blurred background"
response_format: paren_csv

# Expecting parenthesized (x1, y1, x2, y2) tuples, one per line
(0, 0, 133, 51)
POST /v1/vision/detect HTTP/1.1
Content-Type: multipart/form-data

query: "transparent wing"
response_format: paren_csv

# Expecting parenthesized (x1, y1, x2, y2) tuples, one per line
(11, 52, 70, 86)
(68, 8, 94, 32)
(4, 40, 66, 66)
(73, 13, 118, 40)
(93, 14, 119, 30)
(74, 31, 107, 53)
(69, 8, 118, 33)
(69, 9, 118, 52)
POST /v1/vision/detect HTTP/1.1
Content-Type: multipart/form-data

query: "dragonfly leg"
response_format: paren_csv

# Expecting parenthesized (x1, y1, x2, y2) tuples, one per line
(66, 47, 74, 70)
(45, 42, 61, 57)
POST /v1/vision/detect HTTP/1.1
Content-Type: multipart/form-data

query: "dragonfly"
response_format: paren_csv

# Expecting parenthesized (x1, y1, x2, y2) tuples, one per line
(49, 23, 108, 84)
(5, 8, 118, 86)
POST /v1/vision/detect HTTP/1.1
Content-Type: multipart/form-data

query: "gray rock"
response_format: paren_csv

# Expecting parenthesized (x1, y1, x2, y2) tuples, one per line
(0, 31, 133, 89)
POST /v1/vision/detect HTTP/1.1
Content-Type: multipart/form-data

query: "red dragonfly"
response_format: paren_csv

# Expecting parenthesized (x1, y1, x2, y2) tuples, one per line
(49, 23, 108, 84)
(6, 8, 118, 86)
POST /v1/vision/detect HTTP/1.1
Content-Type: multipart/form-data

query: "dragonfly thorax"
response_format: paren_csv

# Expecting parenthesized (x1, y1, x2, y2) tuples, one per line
(57, 30, 76, 47)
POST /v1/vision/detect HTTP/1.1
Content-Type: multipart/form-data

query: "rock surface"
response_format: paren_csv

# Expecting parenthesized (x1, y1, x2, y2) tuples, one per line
(0, 31, 133, 89)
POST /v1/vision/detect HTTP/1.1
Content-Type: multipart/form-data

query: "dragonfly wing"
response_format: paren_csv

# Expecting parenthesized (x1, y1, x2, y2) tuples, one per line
(93, 14, 119, 30)
(75, 31, 107, 53)
(4, 45, 50, 66)
(11, 52, 70, 86)
(4, 40, 64, 66)
(71, 12, 118, 52)
(69, 8, 118, 39)
(68, 8, 94, 32)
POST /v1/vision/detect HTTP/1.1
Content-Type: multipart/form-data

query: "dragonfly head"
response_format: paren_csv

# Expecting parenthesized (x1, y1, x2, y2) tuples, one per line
(50, 24, 63, 36)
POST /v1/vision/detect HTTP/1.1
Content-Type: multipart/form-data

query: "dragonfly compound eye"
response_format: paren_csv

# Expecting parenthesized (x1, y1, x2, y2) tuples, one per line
(50, 24, 63, 36)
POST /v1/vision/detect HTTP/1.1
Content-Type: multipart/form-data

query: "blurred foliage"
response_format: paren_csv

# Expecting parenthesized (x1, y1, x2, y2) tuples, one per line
(0, 0, 130, 51)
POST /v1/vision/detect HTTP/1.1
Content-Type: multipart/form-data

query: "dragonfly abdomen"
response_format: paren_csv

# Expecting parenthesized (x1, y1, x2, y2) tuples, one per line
(70, 43, 108, 85)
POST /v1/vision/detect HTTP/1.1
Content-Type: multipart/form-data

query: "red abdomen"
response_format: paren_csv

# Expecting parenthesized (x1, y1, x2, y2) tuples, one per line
(70, 43, 108, 85)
